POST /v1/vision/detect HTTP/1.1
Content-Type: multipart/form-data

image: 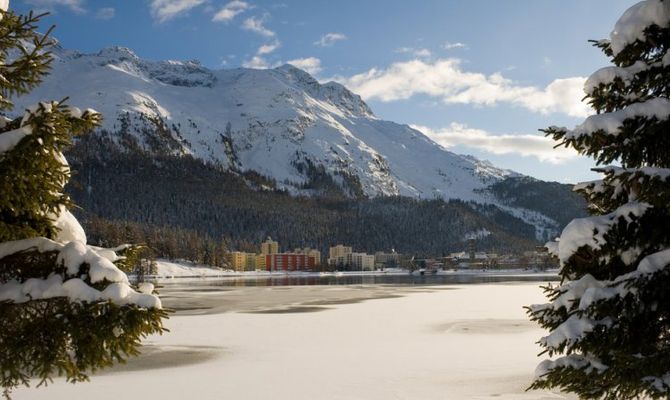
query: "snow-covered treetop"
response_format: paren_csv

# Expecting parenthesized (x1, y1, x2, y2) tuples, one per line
(0, 237, 161, 308)
(530, 2, 670, 398)
(0, 6, 167, 394)
(583, 60, 648, 94)
(545, 0, 670, 168)
(550, 201, 650, 265)
(565, 98, 670, 139)
(0, 100, 161, 310)
(610, 0, 670, 56)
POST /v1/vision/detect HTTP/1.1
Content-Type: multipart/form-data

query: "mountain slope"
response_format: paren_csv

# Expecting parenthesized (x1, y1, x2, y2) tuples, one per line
(8, 44, 584, 241)
(12, 45, 515, 199)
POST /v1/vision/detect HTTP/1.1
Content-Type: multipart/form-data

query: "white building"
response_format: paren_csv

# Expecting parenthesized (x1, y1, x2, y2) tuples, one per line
(328, 245, 375, 270)
(330, 252, 375, 270)
(329, 245, 352, 261)
(374, 250, 400, 268)
(261, 237, 279, 255)
(448, 251, 489, 261)
(351, 253, 375, 271)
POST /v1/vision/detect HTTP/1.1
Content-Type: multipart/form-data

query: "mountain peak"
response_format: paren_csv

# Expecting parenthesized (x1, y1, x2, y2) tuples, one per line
(275, 63, 315, 78)
(12, 42, 520, 209)
(264, 64, 373, 118)
(96, 46, 138, 61)
(9, 41, 569, 240)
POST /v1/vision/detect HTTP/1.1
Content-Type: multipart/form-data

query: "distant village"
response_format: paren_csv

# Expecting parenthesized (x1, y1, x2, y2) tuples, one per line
(226, 237, 557, 273)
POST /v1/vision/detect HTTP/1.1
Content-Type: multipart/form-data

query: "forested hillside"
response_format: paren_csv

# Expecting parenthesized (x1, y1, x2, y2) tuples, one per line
(486, 176, 588, 228)
(66, 133, 542, 264)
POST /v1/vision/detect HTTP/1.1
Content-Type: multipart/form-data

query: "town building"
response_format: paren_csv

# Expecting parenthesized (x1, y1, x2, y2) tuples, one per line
(256, 254, 266, 270)
(244, 254, 257, 271)
(227, 251, 257, 272)
(374, 250, 401, 268)
(468, 238, 477, 260)
(350, 252, 375, 271)
(329, 250, 375, 271)
(261, 237, 279, 255)
(265, 253, 316, 272)
(448, 251, 490, 261)
(294, 247, 321, 266)
(329, 245, 352, 261)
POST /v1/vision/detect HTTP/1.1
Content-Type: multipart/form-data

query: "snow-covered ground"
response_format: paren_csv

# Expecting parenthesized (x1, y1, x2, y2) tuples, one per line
(152, 259, 229, 278)
(15, 282, 574, 399)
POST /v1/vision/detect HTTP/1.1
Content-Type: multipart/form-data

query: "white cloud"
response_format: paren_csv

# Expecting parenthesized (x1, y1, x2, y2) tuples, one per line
(24, 0, 85, 13)
(395, 47, 432, 58)
(314, 32, 347, 47)
(257, 40, 280, 55)
(212, 0, 250, 23)
(412, 123, 579, 164)
(413, 48, 431, 58)
(95, 7, 115, 20)
(242, 15, 275, 37)
(242, 39, 280, 68)
(243, 55, 270, 69)
(149, 0, 205, 23)
(337, 58, 589, 118)
(443, 42, 467, 50)
(286, 57, 322, 75)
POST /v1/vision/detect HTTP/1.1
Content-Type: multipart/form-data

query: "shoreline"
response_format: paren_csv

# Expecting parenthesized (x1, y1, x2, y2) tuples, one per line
(147, 259, 560, 282)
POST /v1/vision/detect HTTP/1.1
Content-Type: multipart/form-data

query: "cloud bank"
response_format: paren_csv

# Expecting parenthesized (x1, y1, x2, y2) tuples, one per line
(212, 0, 250, 23)
(149, 0, 205, 23)
(24, 0, 85, 13)
(286, 57, 322, 75)
(412, 123, 579, 164)
(314, 32, 347, 47)
(337, 58, 589, 117)
(242, 15, 275, 37)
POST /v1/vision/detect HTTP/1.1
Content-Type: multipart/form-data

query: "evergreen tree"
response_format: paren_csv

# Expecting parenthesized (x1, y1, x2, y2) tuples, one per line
(0, 5, 167, 398)
(528, 1, 670, 398)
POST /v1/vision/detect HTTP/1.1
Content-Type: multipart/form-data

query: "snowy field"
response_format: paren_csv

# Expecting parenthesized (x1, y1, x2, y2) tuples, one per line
(14, 282, 575, 400)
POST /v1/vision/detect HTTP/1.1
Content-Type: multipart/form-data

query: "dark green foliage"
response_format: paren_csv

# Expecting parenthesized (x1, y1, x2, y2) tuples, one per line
(293, 157, 349, 198)
(0, 102, 100, 242)
(114, 244, 158, 277)
(0, 246, 168, 395)
(528, 2, 670, 398)
(0, 8, 168, 398)
(487, 176, 588, 228)
(66, 133, 541, 260)
(0, 298, 166, 392)
(0, 11, 53, 111)
(0, 9, 98, 242)
(85, 217, 229, 268)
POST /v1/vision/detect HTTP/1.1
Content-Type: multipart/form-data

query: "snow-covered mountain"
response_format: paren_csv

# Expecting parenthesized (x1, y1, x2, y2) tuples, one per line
(10, 44, 571, 239)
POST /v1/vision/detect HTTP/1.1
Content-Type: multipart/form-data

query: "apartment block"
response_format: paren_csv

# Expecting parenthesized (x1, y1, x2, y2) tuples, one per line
(294, 247, 321, 266)
(261, 237, 279, 255)
(265, 253, 316, 272)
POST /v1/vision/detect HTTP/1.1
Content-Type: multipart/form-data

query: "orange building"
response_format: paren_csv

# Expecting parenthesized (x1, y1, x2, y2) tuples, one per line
(265, 253, 316, 272)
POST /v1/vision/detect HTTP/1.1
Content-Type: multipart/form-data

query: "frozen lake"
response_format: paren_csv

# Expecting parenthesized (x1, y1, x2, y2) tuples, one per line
(159, 270, 562, 287)
(15, 276, 576, 399)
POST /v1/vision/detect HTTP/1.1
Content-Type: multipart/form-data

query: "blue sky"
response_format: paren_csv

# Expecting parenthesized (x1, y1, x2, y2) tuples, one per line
(12, 0, 637, 183)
